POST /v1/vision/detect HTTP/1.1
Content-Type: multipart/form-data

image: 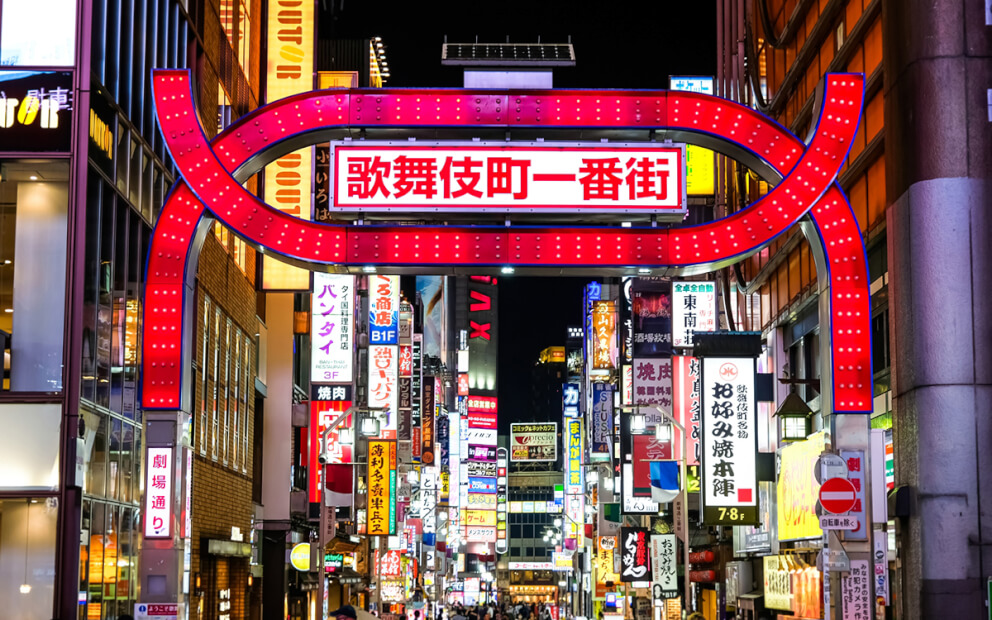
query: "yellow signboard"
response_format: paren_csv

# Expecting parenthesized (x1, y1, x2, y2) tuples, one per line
(777, 431, 826, 540)
(464, 509, 497, 527)
(263, 0, 314, 289)
(290, 542, 310, 571)
(685, 145, 714, 195)
(367, 440, 393, 535)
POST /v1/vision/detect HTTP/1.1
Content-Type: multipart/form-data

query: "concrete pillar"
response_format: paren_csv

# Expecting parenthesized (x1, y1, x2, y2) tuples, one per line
(259, 292, 296, 617)
(883, 1, 992, 617)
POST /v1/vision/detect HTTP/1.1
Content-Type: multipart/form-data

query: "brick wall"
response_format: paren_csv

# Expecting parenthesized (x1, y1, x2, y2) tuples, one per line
(190, 231, 259, 618)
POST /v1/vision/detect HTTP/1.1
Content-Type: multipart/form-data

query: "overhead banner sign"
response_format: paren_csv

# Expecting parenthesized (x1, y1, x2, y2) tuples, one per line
(311, 273, 354, 383)
(510, 423, 558, 462)
(672, 356, 701, 466)
(591, 383, 614, 455)
(591, 300, 617, 370)
(333, 143, 687, 214)
(701, 357, 758, 525)
(367, 440, 396, 535)
(671, 281, 716, 348)
(619, 527, 650, 583)
(369, 275, 400, 345)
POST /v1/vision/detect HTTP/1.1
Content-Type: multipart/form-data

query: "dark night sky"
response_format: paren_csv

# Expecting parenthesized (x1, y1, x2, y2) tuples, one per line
(325, 2, 717, 426)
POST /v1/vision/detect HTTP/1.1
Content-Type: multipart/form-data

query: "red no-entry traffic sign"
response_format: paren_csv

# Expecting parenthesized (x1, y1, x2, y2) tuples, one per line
(819, 477, 858, 514)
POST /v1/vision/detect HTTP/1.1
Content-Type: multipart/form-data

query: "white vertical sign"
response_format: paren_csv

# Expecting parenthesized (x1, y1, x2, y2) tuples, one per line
(873, 535, 889, 605)
(144, 447, 173, 538)
(311, 273, 354, 383)
(841, 559, 871, 620)
(672, 281, 717, 348)
(368, 345, 399, 434)
(650, 534, 678, 602)
(701, 357, 758, 522)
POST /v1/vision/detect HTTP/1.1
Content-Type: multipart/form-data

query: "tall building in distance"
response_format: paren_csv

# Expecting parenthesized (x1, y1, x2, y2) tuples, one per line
(531, 346, 566, 425)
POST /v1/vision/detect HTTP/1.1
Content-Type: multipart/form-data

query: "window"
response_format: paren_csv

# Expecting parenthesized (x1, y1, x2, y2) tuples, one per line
(0, 0, 76, 66)
(199, 296, 210, 455)
(218, 83, 232, 132)
(242, 337, 251, 472)
(0, 161, 69, 391)
(237, 0, 252, 74)
(232, 330, 241, 467)
(211, 307, 221, 461)
(0, 498, 58, 616)
(222, 319, 231, 465)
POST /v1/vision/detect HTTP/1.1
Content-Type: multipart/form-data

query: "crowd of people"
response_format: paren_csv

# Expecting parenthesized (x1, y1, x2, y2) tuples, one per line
(442, 600, 556, 620)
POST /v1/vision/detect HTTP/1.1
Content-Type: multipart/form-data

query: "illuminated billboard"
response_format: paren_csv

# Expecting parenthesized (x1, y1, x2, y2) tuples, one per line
(333, 143, 686, 215)
(262, 0, 315, 289)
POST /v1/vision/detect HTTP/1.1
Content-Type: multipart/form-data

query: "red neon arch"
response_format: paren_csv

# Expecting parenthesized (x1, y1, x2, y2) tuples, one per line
(143, 71, 870, 414)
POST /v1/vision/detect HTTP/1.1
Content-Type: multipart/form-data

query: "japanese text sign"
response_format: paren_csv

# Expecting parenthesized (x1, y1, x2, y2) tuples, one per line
(563, 382, 581, 418)
(369, 275, 399, 345)
(671, 281, 716, 348)
(592, 301, 617, 370)
(334, 144, 686, 214)
(632, 278, 673, 358)
(841, 559, 871, 620)
(672, 356, 701, 466)
(591, 384, 614, 455)
(701, 357, 758, 525)
(311, 273, 354, 383)
(565, 418, 584, 495)
(144, 447, 173, 538)
(368, 345, 398, 436)
(632, 358, 673, 412)
(650, 534, 678, 599)
(367, 440, 395, 535)
(619, 527, 651, 583)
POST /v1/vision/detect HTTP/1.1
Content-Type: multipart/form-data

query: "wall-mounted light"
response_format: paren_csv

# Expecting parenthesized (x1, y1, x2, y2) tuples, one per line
(247, 574, 253, 587)
(630, 414, 646, 432)
(338, 428, 354, 445)
(655, 423, 672, 443)
(360, 417, 380, 436)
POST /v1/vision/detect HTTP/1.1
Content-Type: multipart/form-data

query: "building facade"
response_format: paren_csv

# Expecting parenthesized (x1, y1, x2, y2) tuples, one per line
(0, 0, 260, 616)
(718, 0, 991, 617)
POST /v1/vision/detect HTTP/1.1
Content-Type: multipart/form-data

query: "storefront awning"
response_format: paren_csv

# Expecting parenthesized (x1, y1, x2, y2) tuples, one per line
(325, 533, 362, 553)
(206, 539, 252, 557)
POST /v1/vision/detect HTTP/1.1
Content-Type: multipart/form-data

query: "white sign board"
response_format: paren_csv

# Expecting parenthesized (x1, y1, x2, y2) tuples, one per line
(820, 515, 859, 530)
(650, 534, 678, 601)
(135, 604, 179, 620)
(841, 559, 871, 620)
(311, 273, 354, 383)
(368, 345, 398, 429)
(144, 447, 173, 538)
(701, 357, 758, 519)
(672, 281, 717, 348)
(334, 143, 687, 214)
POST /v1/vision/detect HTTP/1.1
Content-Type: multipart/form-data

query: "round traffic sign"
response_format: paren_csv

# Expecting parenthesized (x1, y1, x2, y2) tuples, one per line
(818, 477, 857, 514)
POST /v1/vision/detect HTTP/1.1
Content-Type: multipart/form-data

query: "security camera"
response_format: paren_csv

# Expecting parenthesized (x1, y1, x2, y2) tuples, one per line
(318, 451, 329, 465)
